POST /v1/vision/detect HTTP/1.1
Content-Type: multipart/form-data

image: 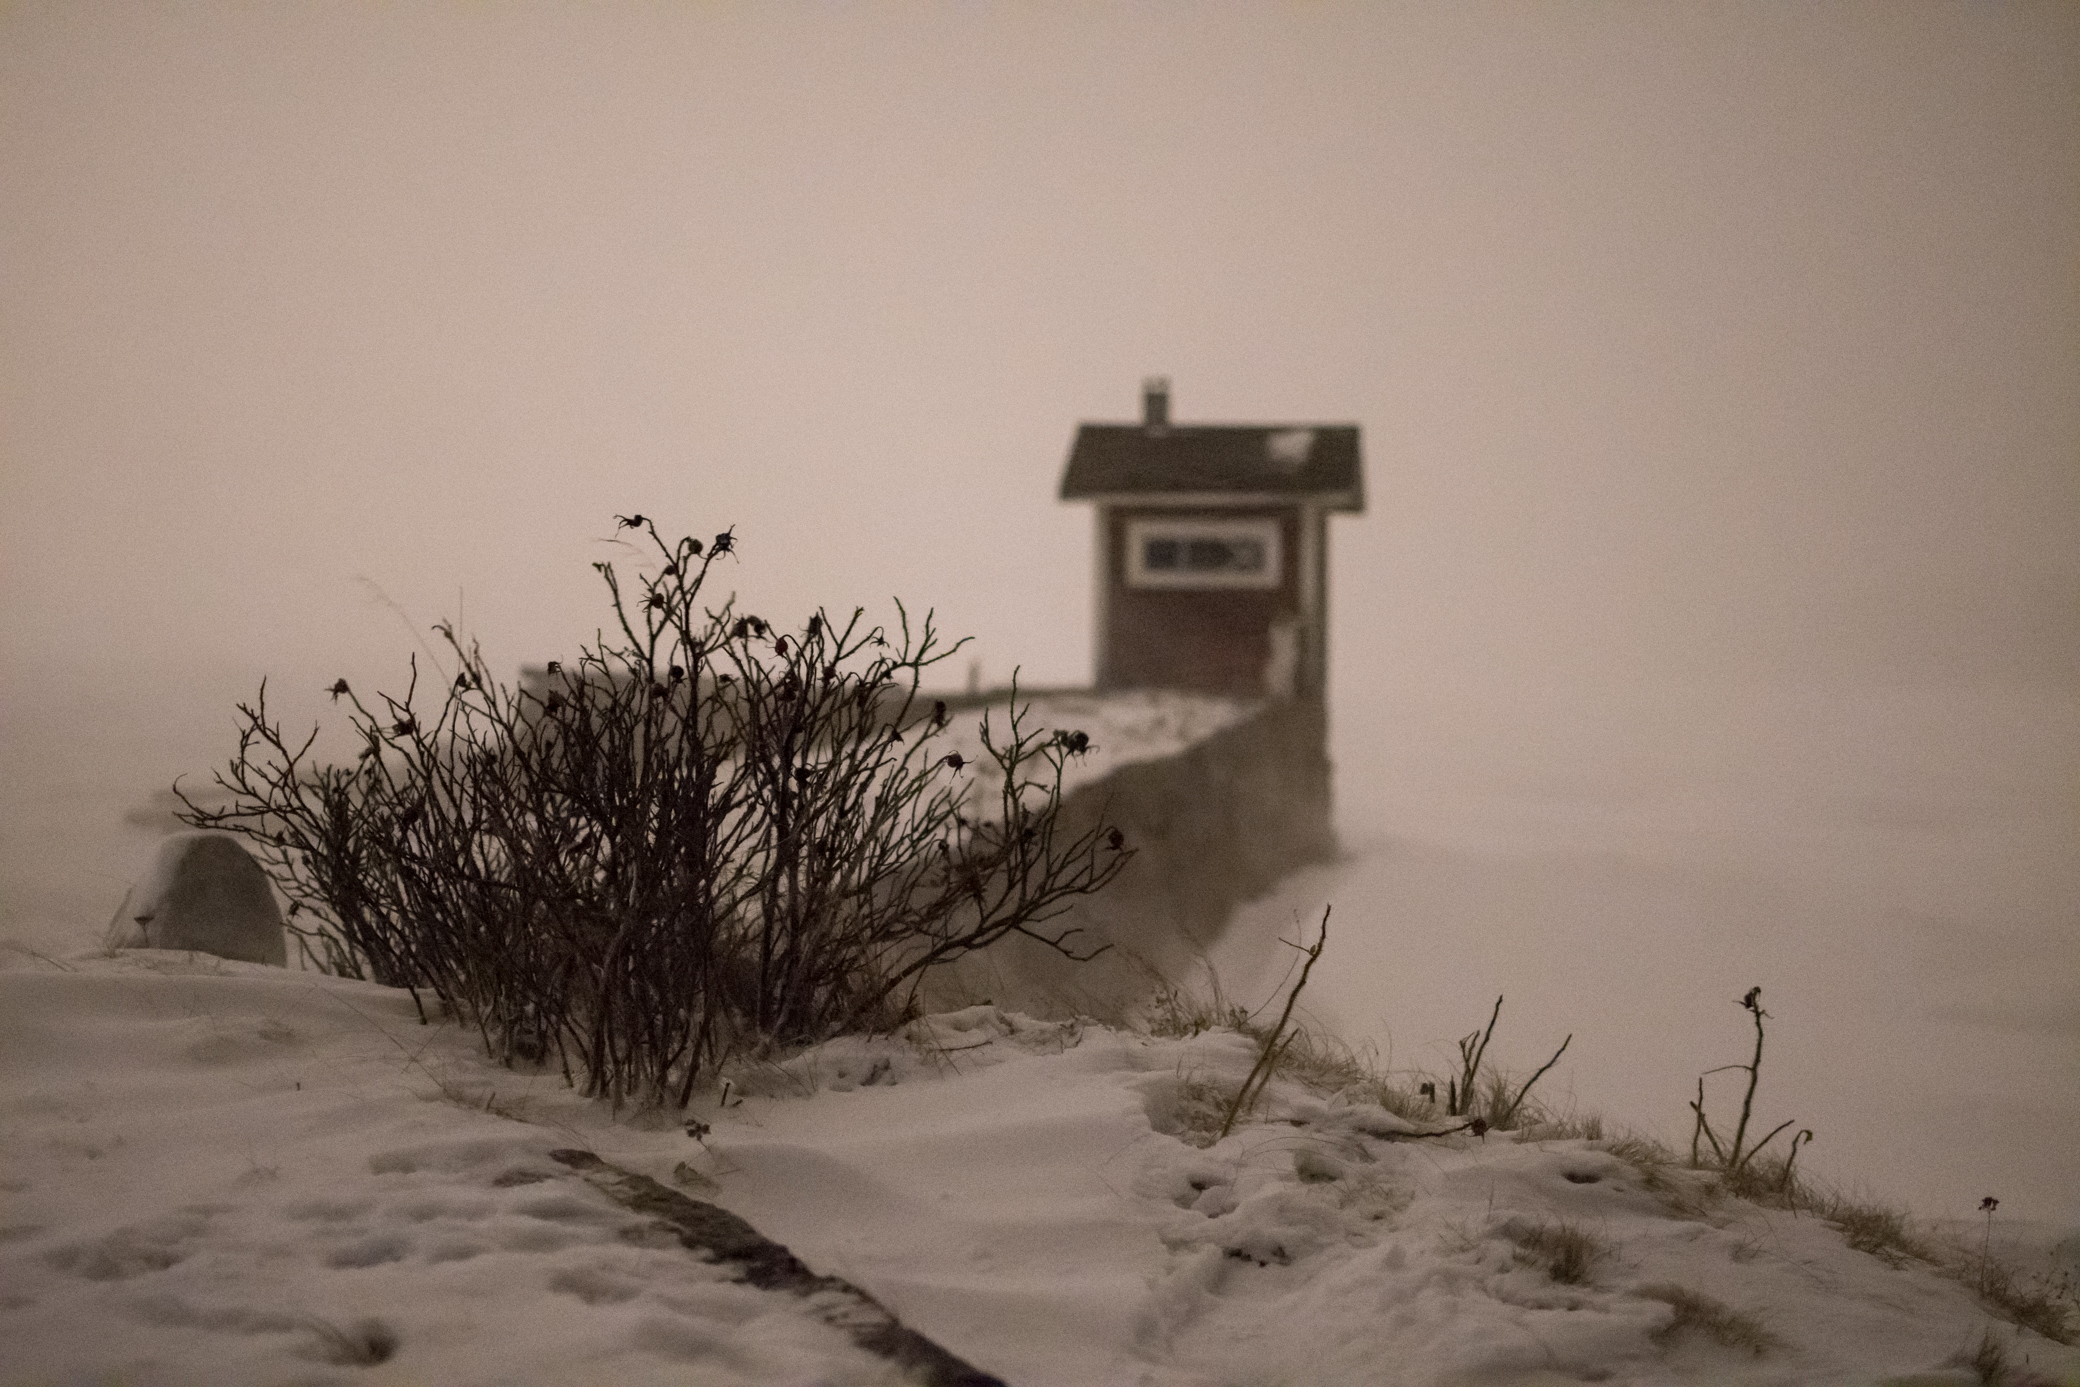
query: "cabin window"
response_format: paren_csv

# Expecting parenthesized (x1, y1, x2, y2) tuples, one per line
(1124, 517, 1282, 590)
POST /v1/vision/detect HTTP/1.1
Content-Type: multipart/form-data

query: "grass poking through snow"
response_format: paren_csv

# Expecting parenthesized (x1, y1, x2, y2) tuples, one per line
(1503, 1218, 1610, 1285)
(1135, 938, 2077, 1350)
(1954, 1327, 2064, 1387)
(1638, 1283, 1780, 1356)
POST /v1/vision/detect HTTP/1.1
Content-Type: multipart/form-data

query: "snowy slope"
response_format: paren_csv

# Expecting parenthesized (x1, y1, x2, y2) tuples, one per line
(3, 949, 2075, 1387)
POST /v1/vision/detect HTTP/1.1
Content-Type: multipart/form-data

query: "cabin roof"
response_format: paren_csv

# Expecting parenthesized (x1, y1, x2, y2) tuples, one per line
(1060, 423, 1364, 510)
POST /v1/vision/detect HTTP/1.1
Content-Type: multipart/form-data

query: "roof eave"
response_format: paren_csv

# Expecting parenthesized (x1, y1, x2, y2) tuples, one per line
(1062, 488, 1364, 513)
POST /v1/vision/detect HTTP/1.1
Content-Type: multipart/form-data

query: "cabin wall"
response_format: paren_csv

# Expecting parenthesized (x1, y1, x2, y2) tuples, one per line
(1098, 505, 1303, 695)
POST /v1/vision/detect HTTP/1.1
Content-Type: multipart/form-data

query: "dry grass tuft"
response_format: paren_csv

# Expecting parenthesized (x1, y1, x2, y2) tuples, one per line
(1822, 1197, 1934, 1268)
(1605, 1125, 2077, 1348)
(1515, 1111, 1605, 1143)
(1597, 1133, 1720, 1219)
(1202, 1010, 1574, 1136)
(1969, 1257, 2079, 1348)
(1167, 1073, 1241, 1149)
(299, 1316, 399, 1366)
(1638, 1283, 1779, 1356)
(1141, 971, 1249, 1040)
(1257, 1022, 1399, 1110)
(1135, 949, 1569, 1137)
(1503, 1218, 1610, 1285)
(1951, 1327, 2062, 1386)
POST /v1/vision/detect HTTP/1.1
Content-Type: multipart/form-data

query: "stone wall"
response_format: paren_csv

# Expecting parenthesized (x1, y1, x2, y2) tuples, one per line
(923, 697, 1338, 1020)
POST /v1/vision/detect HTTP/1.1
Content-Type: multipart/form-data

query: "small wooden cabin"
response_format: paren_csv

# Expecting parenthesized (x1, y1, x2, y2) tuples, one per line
(1060, 379, 1364, 699)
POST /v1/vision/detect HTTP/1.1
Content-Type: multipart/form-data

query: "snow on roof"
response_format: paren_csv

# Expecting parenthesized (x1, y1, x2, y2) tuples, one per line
(1060, 422, 1364, 509)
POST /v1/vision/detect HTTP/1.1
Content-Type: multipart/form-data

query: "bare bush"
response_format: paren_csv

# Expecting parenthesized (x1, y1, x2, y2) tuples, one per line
(1688, 986, 1810, 1186)
(180, 518, 1130, 1107)
(1404, 994, 1570, 1131)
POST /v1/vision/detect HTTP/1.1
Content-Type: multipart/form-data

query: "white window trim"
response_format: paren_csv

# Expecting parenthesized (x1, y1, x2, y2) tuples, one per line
(1124, 516, 1283, 590)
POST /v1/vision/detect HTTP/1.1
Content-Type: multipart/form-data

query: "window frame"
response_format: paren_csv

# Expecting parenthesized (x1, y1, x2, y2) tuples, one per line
(1123, 516, 1284, 590)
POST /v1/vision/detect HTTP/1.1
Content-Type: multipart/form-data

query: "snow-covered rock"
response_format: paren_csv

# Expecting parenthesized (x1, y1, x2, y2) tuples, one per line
(104, 832, 286, 967)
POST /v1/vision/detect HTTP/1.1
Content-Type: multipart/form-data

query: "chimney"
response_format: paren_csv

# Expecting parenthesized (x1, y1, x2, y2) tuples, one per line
(1142, 376, 1171, 429)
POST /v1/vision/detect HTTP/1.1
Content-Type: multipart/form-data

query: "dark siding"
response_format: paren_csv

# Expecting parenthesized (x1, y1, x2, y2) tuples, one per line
(1099, 506, 1300, 694)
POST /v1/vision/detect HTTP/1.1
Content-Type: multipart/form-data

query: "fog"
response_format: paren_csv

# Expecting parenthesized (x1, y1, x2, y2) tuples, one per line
(3, 5, 2074, 1222)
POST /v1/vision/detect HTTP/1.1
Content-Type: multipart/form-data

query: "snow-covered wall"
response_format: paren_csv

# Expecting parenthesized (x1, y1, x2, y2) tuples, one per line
(926, 695, 1337, 1019)
(933, 687, 1257, 811)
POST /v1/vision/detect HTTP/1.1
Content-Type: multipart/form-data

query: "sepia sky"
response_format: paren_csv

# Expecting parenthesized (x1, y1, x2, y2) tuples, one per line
(4, 0, 2074, 738)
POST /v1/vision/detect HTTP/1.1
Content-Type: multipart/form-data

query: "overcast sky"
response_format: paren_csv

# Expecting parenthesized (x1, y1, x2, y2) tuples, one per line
(3, 1, 2075, 754)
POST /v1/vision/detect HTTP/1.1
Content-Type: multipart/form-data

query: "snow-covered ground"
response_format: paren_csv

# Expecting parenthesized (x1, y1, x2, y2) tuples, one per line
(5, 947, 2074, 1386)
(9, 674, 2071, 1238)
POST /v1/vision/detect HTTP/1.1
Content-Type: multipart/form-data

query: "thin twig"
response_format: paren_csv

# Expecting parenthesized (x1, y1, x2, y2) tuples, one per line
(1498, 1032, 1571, 1127)
(1218, 906, 1329, 1141)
